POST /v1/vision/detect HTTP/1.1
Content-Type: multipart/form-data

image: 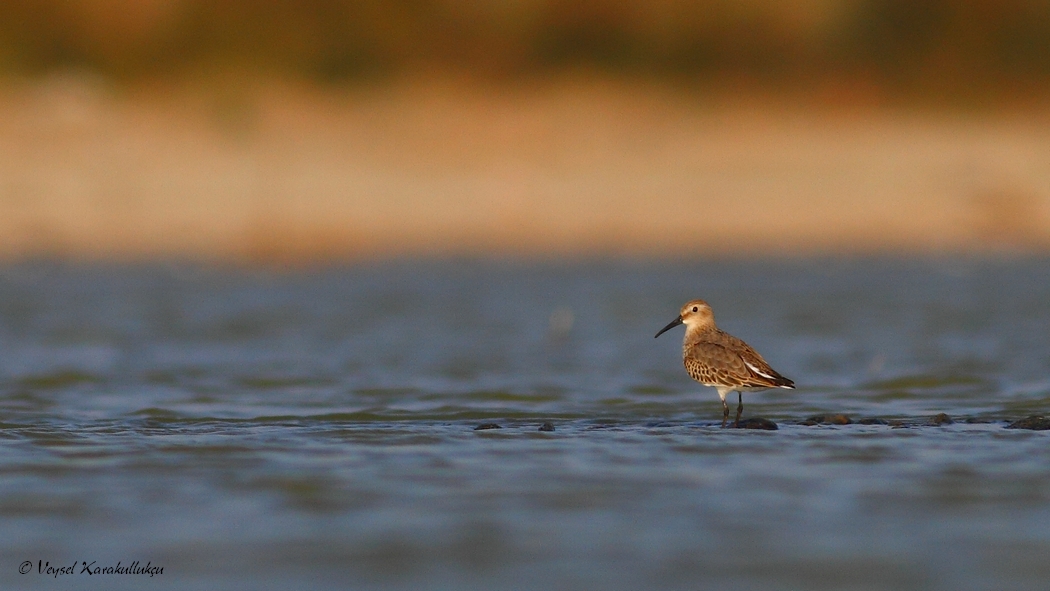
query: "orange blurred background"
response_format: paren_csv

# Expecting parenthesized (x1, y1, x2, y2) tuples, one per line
(1, 0, 1049, 262)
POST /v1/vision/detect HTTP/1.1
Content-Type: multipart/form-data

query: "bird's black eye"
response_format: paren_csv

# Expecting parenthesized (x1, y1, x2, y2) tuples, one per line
(692, 306, 698, 312)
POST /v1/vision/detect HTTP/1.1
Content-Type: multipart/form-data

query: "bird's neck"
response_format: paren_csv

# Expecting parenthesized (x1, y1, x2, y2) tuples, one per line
(681, 323, 717, 349)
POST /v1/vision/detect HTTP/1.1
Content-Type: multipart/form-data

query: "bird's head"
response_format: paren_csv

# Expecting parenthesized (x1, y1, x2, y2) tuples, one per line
(654, 299, 715, 338)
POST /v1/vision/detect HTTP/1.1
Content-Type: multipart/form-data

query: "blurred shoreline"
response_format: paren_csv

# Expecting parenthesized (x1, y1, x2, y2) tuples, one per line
(2, 75, 1049, 264)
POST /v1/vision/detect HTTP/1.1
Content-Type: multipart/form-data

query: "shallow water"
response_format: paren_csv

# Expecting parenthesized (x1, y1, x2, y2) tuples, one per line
(1, 258, 1049, 590)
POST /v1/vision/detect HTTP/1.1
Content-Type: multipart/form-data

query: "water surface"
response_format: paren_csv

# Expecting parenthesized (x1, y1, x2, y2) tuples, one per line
(1, 258, 1049, 590)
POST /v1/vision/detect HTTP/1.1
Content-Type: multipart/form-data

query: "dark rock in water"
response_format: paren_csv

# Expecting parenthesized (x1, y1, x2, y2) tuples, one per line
(965, 417, 995, 424)
(474, 423, 502, 431)
(538, 422, 555, 432)
(1006, 416, 1050, 430)
(801, 414, 852, 426)
(928, 413, 953, 426)
(734, 418, 778, 430)
(857, 417, 889, 425)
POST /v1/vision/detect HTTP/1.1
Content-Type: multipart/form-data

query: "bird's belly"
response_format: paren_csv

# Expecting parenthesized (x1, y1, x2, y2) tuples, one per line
(698, 384, 770, 393)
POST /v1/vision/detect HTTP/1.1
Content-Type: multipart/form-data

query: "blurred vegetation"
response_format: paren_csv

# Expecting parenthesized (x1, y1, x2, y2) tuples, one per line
(2, 0, 1050, 97)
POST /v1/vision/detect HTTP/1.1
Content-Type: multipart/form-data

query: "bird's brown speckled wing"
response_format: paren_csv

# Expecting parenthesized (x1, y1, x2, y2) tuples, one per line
(684, 333, 794, 390)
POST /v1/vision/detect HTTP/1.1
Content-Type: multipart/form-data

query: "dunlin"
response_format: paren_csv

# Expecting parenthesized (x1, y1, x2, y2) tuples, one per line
(655, 299, 794, 427)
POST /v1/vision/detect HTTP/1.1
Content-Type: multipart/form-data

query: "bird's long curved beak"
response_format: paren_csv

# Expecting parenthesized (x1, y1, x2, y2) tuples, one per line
(654, 316, 683, 338)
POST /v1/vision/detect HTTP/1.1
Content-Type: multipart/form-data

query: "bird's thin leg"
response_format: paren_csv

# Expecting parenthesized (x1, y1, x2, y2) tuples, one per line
(735, 392, 743, 427)
(721, 398, 729, 428)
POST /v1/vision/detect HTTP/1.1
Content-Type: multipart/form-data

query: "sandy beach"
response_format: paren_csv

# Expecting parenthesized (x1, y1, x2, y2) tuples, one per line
(2, 76, 1049, 263)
